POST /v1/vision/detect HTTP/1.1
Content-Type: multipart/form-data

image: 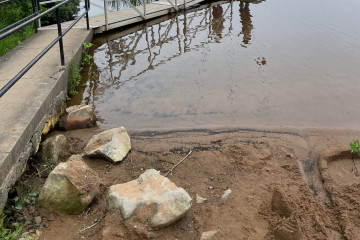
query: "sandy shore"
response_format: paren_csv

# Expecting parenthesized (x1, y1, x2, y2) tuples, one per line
(19, 126, 358, 240)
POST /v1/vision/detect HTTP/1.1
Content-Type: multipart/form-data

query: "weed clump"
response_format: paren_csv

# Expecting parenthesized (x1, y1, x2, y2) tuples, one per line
(0, 211, 25, 240)
(350, 140, 360, 156)
(82, 42, 93, 66)
(68, 59, 81, 96)
(68, 42, 93, 97)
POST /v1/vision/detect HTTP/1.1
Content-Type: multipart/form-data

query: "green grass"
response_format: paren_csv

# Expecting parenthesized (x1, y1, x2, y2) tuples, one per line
(0, 25, 35, 57)
(69, 59, 81, 96)
(0, 0, 35, 56)
(0, 211, 25, 240)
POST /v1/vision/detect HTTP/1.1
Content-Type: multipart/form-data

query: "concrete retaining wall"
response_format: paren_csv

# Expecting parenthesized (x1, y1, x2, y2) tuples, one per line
(0, 29, 93, 209)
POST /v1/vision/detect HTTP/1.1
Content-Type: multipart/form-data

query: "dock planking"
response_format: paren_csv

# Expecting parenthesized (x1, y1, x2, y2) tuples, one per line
(40, 0, 204, 34)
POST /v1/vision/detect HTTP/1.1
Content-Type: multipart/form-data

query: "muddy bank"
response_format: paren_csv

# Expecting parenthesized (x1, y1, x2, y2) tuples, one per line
(15, 127, 360, 239)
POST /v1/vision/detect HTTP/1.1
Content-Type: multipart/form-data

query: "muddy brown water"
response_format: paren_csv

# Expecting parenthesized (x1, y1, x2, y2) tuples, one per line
(70, 0, 360, 130)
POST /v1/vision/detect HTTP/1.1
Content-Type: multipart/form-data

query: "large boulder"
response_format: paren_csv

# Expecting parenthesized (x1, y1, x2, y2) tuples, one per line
(84, 127, 131, 163)
(58, 105, 97, 131)
(107, 169, 192, 229)
(38, 155, 100, 214)
(36, 134, 67, 177)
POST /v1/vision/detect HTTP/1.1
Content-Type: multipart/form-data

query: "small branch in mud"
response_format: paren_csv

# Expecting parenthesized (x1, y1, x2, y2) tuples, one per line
(78, 219, 101, 234)
(351, 157, 360, 177)
(32, 164, 42, 178)
(158, 159, 176, 165)
(165, 150, 192, 177)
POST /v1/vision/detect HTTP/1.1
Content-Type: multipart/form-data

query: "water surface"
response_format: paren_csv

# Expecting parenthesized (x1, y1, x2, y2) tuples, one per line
(72, 0, 360, 130)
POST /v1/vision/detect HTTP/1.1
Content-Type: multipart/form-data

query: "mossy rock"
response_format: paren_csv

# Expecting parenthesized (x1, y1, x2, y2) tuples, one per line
(38, 155, 100, 215)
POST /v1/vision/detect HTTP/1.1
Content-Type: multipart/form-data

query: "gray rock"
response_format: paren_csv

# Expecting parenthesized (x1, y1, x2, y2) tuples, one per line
(28, 206, 35, 214)
(107, 169, 192, 229)
(36, 135, 67, 177)
(59, 105, 97, 131)
(34, 216, 42, 226)
(221, 189, 232, 201)
(38, 155, 100, 214)
(200, 230, 218, 240)
(84, 127, 131, 163)
(47, 214, 54, 221)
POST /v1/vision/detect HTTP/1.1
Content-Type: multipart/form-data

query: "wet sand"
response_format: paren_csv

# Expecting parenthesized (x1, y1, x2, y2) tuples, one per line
(26, 127, 360, 240)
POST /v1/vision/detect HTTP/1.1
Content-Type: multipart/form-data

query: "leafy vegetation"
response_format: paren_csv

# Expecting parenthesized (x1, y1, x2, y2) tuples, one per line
(0, 0, 35, 56)
(5, 188, 37, 213)
(68, 42, 93, 97)
(39, 0, 80, 26)
(82, 42, 93, 66)
(350, 140, 360, 156)
(0, 184, 36, 240)
(69, 59, 81, 96)
(0, 0, 81, 56)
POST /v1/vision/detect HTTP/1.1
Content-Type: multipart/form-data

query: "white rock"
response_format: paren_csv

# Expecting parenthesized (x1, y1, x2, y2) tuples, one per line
(19, 230, 41, 240)
(196, 194, 207, 204)
(84, 127, 131, 163)
(200, 230, 218, 240)
(107, 169, 192, 228)
(221, 189, 232, 201)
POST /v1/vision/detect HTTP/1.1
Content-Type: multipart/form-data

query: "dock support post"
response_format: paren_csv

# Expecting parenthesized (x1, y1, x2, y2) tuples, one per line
(85, 0, 89, 30)
(143, 0, 146, 17)
(104, 0, 108, 31)
(165, 0, 177, 11)
(124, 0, 147, 20)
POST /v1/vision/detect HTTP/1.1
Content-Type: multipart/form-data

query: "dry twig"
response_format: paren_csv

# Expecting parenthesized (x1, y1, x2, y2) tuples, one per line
(165, 150, 192, 177)
(79, 219, 101, 233)
(352, 158, 360, 177)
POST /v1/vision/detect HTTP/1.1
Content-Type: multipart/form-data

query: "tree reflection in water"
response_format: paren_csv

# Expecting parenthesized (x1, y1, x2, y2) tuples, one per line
(79, 0, 265, 110)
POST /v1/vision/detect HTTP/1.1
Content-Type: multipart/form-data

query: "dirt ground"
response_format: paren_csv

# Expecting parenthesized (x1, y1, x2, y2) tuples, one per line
(16, 127, 360, 240)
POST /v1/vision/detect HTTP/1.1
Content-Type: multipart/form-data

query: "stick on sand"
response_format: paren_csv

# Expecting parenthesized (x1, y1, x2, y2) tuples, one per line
(79, 220, 101, 233)
(165, 150, 192, 177)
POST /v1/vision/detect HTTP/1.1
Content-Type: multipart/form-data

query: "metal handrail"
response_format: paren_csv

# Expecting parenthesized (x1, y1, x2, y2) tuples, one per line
(0, 0, 40, 34)
(0, 0, 91, 98)
(0, 12, 39, 34)
(0, 0, 11, 5)
(38, 0, 66, 28)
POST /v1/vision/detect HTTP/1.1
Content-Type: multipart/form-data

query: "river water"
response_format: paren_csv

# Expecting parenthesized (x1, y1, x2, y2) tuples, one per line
(71, 0, 360, 130)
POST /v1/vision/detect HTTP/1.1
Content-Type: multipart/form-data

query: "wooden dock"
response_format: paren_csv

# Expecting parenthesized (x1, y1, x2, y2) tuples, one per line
(40, 0, 204, 34)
